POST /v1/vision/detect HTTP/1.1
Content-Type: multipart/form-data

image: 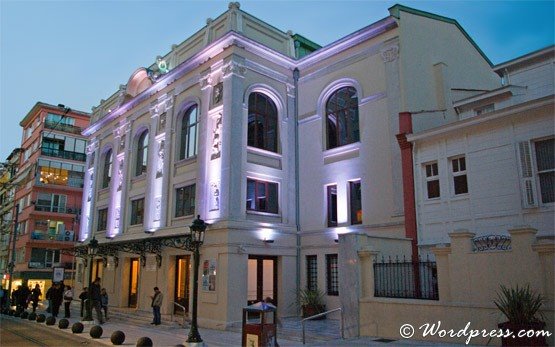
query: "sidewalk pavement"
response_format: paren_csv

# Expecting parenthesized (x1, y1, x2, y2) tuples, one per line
(12, 302, 471, 346)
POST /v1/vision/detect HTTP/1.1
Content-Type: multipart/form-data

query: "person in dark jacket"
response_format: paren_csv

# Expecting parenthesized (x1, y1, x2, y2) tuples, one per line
(78, 287, 88, 317)
(20, 284, 31, 310)
(13, 286, 23, 312)
(89, 278, 104, 324)
(30, 284, 42, 312)
(50, 283, 63, 317)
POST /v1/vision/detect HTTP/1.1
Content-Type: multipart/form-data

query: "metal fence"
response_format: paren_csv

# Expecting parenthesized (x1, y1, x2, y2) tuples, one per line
(374, 256, 438, 300)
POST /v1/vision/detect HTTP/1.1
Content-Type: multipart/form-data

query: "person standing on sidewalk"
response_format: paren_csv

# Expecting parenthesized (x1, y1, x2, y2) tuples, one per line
(50, 283, 63, 317)
(78, 287, 87, 317)
(100, 288, 109, 321)
(63, 285, 73, 318)
(89, 278, 104, 324)
(149, 287, 163, 325)
(30, 284, 41, 313)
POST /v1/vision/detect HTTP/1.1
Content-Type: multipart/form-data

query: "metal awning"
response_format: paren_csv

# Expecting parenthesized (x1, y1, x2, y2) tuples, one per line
(60, 234, 195, 268)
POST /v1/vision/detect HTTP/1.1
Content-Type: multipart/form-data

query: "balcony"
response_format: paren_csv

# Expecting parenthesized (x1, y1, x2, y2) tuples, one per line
(33, 204, 80, 215)
(44, 121, 84, 135)
(31, 230, 75, 242)
(28, 261, 74, 269)
(41, 147, 86, 162)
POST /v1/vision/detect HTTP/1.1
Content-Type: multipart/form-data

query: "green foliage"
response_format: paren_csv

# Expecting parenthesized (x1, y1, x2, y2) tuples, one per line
(494, 284, 545, 324)
(291, 288, 325, 309)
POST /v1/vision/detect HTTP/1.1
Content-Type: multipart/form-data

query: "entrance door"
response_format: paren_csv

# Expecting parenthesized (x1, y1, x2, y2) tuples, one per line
(174, 255, 190, 314)
(247, 256, 278, 306)
(128, 258, 139, 308)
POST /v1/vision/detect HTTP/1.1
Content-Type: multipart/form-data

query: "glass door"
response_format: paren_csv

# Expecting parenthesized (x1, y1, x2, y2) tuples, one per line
(128, 258, 139, 308)
(174, 255, 190, 314)
(247, 256, 278, 306)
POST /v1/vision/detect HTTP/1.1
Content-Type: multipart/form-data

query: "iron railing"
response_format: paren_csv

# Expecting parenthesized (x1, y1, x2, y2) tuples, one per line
(41, 147, 86, 162)
(34, 204, 80, 214)
(374, 256, 438, 300)
(44, 121, 84, 135)
(302, 307, 344, 344)
(472, 235, 511, 252)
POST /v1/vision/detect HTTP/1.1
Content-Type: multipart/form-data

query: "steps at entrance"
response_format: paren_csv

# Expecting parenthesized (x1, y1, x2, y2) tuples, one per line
(106, 307, 188, 329)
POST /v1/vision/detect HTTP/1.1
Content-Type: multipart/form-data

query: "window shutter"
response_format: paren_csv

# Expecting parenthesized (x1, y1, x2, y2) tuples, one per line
(517, 141, 538, 208)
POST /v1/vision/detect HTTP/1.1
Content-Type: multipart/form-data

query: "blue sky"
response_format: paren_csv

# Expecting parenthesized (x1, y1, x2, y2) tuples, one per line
(1, 1, 553, 160)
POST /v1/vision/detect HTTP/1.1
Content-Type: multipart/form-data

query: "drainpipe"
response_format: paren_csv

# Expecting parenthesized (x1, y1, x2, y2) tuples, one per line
(293, 68, 301, 315)
(395, 112, 421, 298)
(395, 112, 419, 261)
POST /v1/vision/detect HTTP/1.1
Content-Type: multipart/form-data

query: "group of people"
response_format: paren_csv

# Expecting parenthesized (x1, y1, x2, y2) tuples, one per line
(10, 283, 42, 313)
(79, 278, 109, 324)
(2, 279, 166, 326)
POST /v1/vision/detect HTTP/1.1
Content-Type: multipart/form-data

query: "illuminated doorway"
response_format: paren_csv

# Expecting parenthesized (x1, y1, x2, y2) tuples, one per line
(128, 258, 139, 308)
(174, 255, 190, 314)
(247, 256, 277, 306)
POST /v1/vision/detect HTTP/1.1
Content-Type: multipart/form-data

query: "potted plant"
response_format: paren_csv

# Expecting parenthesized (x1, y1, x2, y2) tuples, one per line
(294, 288, 326, 319)
(494, 284, 547, 346)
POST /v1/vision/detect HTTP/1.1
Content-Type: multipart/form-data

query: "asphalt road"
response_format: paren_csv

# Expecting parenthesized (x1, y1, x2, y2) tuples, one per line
(0, 315, 95, 346)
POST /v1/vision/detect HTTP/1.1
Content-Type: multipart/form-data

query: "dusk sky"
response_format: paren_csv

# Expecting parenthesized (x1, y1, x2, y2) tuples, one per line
(1, 1, 553, 160)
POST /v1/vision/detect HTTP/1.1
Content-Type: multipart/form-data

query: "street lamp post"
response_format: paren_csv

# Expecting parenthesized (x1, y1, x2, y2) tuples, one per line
(82, 236, 98, 322)
(186, 215, 207, 344)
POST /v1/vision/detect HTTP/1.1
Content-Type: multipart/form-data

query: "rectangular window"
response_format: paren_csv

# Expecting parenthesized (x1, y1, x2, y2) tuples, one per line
(246, 179, 278, 214)
(326, 254, 339, 296)
(535, 138, 554, 203)
(175, 184, 196, 217)
(130, 198, 145, 225)
(97, 208, 108, 231)
(424, 162, 440, 199)
(451, 156, 468, 195)
(350, 181, 362, 225)
(306, 255, 318, 291)
(327, 185, 337, 227)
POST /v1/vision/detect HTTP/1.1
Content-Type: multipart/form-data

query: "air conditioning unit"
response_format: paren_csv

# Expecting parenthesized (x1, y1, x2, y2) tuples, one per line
(64, 230, 74, 241)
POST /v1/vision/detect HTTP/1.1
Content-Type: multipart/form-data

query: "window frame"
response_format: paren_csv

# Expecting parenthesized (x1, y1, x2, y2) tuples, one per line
(349, 180, 362, 225)
(450, 156, 468, 196)
(424, 161, 440, 200)
(325, 86, 360, 150)
(326, 185, 338, 227)
(247, 92, 279, 153)
(326, 254, 339, 296)
(101, 149, 113, 189)
(306, 255, 318, 291)
(246, 178, 279, 214)
(97, 208, 108, 231)
(179, 105, 199, 160)
(175, 184, 196, 218)
(130, 198, 145, 226)
(135, 130, 149, 177)
(534, 138, 555, 204)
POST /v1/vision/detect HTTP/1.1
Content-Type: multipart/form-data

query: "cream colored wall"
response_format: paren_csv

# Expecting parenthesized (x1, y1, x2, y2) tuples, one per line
(358, 228, 555, 345)
(397, 11, 500, 133)
(414, 104, 555, 249)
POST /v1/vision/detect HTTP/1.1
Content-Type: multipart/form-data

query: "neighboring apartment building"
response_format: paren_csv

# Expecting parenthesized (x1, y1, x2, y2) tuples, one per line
(408, 46, 554, 254)
(10, 102, 90, 293)
(0, 148, 22, 286)
(78, 3, 500, 330)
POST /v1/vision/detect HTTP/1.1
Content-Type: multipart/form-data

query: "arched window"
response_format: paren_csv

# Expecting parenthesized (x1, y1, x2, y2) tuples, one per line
(248, 92, 278, 153)
(135, 130, 149, 176)
(326, 86, 359, 149)
(179, 105, 198, 160)
(101, 149, 113, 188)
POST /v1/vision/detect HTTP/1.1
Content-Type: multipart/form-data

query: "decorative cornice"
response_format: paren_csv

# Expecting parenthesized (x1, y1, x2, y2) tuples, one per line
(222, 60, 246, 78)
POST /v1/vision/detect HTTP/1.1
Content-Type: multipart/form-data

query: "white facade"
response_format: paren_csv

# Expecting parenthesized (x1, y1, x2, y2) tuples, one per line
(79, 3, 511, 329)
(411, 46, 554, 251)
